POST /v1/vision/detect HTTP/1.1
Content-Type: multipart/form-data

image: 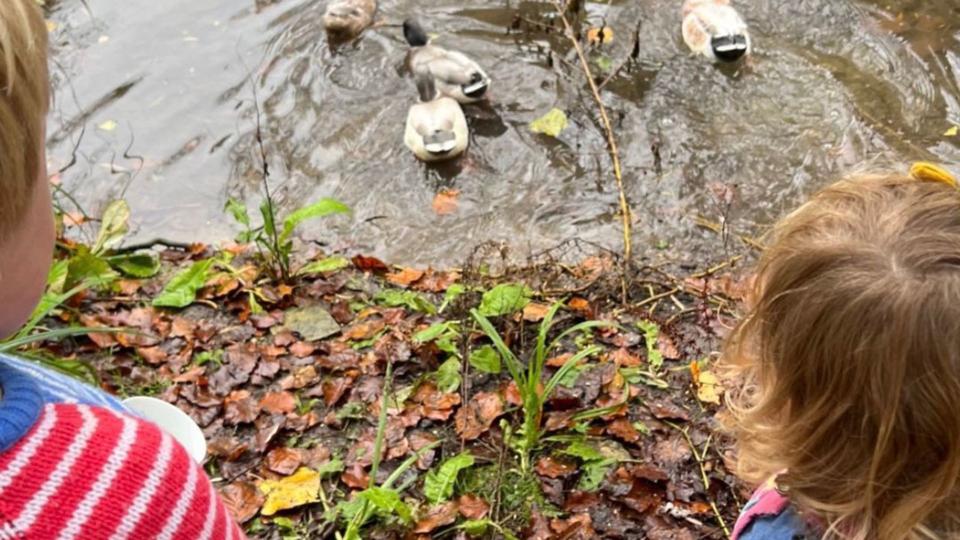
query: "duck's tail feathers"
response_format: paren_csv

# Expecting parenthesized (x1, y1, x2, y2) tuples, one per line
(423, 131, 457, 155)
(462, 77, 488, 99)
(403, 19, 429, 47)
(711, 34, 749, 62)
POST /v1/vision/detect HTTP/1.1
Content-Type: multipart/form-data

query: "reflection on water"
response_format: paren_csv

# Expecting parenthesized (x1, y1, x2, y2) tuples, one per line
(46, 0, 960, 265)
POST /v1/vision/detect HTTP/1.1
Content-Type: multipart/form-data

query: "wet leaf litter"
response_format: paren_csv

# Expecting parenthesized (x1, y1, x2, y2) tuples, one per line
(24, 243, 748, 539)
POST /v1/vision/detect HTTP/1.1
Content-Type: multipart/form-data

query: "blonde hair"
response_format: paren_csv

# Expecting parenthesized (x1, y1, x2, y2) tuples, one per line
(724, 170, 960, 539)
(0, 0, 49, 242)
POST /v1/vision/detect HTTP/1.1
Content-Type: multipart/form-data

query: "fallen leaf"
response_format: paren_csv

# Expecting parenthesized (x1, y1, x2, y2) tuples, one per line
(522, 302, 550, 322)
(258, 467, 320, 516)
(413, 501, 459, 533)
(432, 189, 460, 215)
(343, 319, 386, 341)
(97, 120, 118, 132)
(535, 456, 578, 479)
(341, 463, 369, 489)
(691, 362, 722, 405)
(568, 297, 593, 318)
(458, 494, 490, 520)
(455, 391, 504, 440)
(266, 447, 303, 476)
(352, 254, 389, 272)
(946, 125, 959, 137)
(530, 108, 568, 138)
(260, 391, 297, 415)
(387, 267, 425, 287)
(282, 305, 341, 341)
(606, 418, 642, 443)
(221, 481, 264, 523)
(586, 26, 614, 45)
(223, 390, 260, 424)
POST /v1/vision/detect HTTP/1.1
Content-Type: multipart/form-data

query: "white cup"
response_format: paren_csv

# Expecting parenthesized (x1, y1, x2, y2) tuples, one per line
(122, 396, 207, 463)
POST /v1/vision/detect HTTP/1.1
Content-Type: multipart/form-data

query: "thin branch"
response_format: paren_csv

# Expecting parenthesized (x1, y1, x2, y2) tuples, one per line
(552, 2, 633, 304)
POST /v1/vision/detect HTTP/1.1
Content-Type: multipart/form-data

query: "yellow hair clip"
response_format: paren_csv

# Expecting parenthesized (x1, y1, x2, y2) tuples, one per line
(910, 162, 958, 188)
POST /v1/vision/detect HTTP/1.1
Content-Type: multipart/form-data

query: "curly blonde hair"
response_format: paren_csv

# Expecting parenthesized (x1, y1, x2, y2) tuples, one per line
(724, 170, 960, 539)
(0, 0, 49, 242)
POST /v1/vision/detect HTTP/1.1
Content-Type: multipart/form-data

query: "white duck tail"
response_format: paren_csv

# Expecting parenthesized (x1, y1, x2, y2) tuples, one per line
(403, 19, 491, 104)
(404, 75, 469, 162)
(682, 0, 751, 63)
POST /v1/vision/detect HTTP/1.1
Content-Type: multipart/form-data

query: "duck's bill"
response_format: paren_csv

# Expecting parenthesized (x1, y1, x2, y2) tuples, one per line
(462, 80, 488, 99)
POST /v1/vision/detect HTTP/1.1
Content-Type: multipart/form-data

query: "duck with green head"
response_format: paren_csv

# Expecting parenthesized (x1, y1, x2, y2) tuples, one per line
(404, 74, 469, 162)
(403, 18, 490, 104)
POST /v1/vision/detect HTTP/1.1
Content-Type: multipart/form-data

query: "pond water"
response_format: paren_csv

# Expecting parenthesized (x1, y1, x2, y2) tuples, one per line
(46, 0, 960, 266)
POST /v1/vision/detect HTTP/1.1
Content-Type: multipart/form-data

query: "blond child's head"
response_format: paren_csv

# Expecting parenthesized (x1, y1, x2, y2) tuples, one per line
(724, 166, 960, 539)
(0, 0, 53, 338)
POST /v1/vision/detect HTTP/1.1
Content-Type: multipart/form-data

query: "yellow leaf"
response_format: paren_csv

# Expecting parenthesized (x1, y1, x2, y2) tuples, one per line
(45, 20, 57, 32)
(529, 108, 568, 138)
(945, 126, 958, 137)
(695, 370, 722, 405)
(586, 26, 614, 45)
(258, 467, 320, 516)
(97, 120, 118, 132)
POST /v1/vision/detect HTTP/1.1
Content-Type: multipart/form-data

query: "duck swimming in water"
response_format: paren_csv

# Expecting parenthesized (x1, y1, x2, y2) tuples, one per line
(322, 0, 376, 41)
(682, 0, 751, 63)
(404, 74, 469, 162)
(403, 19, 490, 104)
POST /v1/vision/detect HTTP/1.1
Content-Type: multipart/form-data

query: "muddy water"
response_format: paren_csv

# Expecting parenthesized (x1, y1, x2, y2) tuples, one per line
(45, 0, 960, 266)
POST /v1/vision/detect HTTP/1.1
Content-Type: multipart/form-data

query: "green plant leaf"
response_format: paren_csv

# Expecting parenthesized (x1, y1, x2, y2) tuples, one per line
(358, 487, 412, 524)
(637, 320, 664, 371)
(375, 290, 436, 314)
(280, 198, 350, 244)
(469, 344, 501, 374)
(107, 252, 161, 278)
(529, 108, 568, 138)
(579, 458, 616, 491)
(561, 440, 604, 462)
(424, 452, 475, 504)
(92, 199, 130, 255)
(477, 283, 531, 317)
(297, 256, 350, 276)
(460, 519, 491, 536)
(317, 457, 345, 478)
(152, 259, 215, 308)
(435, 357, 462, 393)
(67, 250, 118, 289)
(225, 197, 251, 227)
(439, 283, 466, 312)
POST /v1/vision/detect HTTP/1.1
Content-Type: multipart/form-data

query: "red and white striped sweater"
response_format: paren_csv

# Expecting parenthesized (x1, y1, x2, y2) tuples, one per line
(0, 403, 245, 540)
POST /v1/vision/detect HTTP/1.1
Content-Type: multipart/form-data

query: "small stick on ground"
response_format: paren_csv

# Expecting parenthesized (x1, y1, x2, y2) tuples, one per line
(552, 1, 633, 304)
(676, 426, 731, 539)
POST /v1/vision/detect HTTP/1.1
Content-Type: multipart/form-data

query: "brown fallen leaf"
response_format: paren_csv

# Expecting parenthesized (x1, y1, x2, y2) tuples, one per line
(568, 297, 593, 318)
(220, 481, 264, 523)
(455, 391, 504, 441)
(265, 447, 303, 476)
(522, 302, 551, 322)
(432, 189, 460, 215)
(260, 391, 297, 415)
(352, 255, 388, 272)
(458, 494, 490, 520)
(223, 390, 260, 425)
(586, 26, 614, 44)
(386, 267, 425, 288)
(414, 501, 459, 533)
(343, 319, 386, 341)
(535, 456, 577, 479)
(412, 269, 460, 293)
(289, 340, 316, 358)
(341, 463, 370, 490)
(606, 418, 642, 443)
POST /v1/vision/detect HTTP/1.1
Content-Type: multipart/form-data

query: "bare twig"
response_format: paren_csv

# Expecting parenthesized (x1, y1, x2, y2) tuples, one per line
(552, 2, 633, 304)
(675, 426, 731, 538)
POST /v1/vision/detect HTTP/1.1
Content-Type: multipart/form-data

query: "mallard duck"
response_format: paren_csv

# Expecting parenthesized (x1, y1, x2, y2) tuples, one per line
(403, 19, 490, 104)
(682, 0, 751, 63)
(404, 74, 469, 162)
(322, 0, 376, 40)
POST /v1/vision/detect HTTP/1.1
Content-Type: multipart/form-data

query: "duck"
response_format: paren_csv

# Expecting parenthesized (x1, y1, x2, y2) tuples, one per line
(404, 74, 469, 162)
(681, 0, 751, 63)
(322, 0, 376, 41)
(403, 18, 490, 104)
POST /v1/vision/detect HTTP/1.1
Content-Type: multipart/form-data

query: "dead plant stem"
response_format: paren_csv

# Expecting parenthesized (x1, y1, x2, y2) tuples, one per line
(553, 1, 633, 303)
